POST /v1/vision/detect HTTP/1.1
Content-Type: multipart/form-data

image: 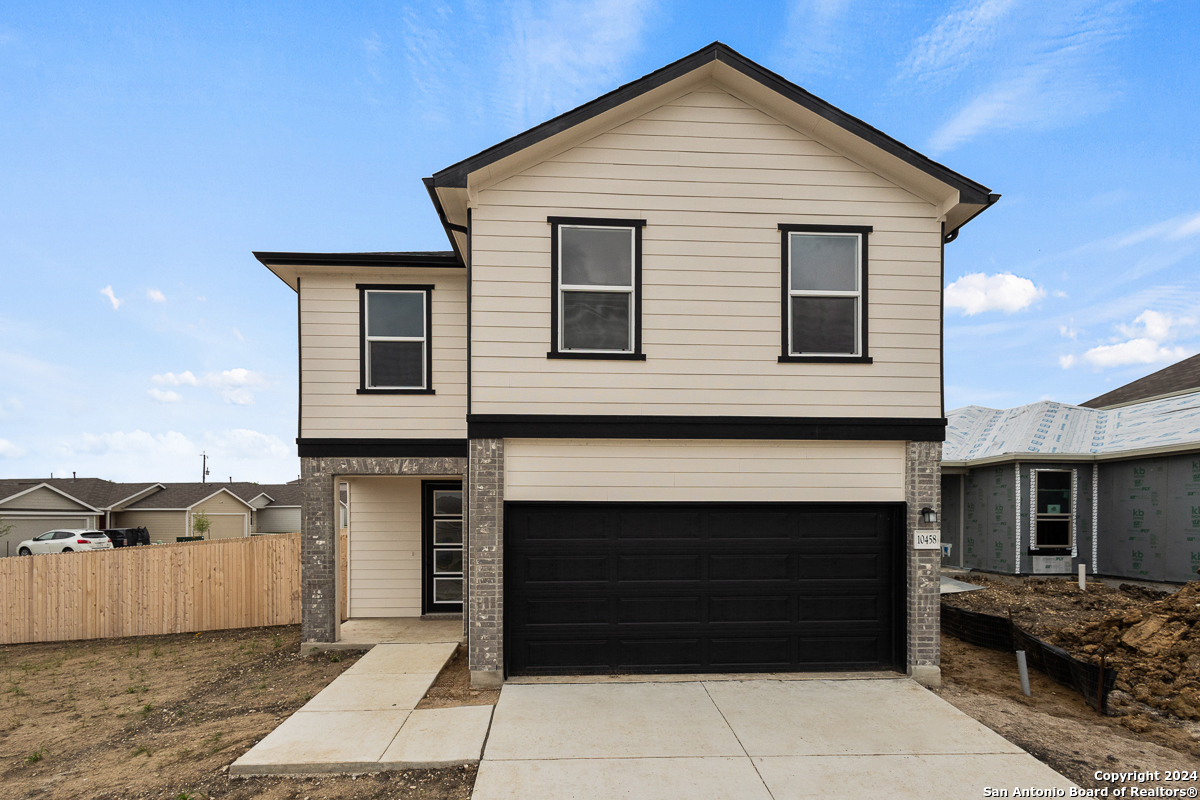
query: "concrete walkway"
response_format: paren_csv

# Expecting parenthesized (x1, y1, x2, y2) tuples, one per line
(229, 642, 493, 775)
(472, 679, 1077, 800)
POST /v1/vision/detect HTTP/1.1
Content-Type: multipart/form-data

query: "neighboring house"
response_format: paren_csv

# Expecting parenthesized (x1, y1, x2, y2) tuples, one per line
(256, 43, 998, 688)
(1081, 352, 1200, 410)
(942, 377, 1200, 583)
(0, 478, 303, 554)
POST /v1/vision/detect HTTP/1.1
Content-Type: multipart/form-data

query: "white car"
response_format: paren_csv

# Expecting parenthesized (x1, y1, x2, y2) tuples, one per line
(17, 529, 113, 555)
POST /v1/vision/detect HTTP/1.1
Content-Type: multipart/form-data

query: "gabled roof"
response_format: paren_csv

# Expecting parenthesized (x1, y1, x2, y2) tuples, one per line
(123, 483, 257, 511)
(0, 478, 161, 511)
(1082, 354, 1200, 409)
(427, 41, 996, 251)
(431, 42, 990, 202)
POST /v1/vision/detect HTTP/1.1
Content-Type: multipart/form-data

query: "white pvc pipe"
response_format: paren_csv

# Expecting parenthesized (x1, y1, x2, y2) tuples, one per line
(1078, 563, 1087, 591)
(1016, 651, 1032, 696)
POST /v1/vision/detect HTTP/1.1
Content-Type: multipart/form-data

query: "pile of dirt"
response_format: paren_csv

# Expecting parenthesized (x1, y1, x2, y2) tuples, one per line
(944, 576, 1200, 724)
(416, 645, 500, 710)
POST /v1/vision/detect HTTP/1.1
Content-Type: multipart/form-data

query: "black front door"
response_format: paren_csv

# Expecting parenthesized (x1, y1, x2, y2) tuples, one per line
(505, 501, 905, 675)
(422, 481, 464, 613)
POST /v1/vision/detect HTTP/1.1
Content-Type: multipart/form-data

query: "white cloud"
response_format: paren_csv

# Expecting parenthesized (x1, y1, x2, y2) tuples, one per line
(777, 0, 854, 75)
(1116, 310, 1193, 342)
(148, 388, 182, 403)
(1058, 324, 1078, 340)
(152, 370, 200, 386)
(208, 368, 269, 389)
(1082, 339, 1189, 368)
(1052, 290, 1068, 298)
(900, 0, 1019, 85)
(147, 288, 166, 303)
(1058, 354, 1077, 369)
(100, 286, 123, 310)
(945, 272, 1044, 314)
(1112, 211, 1200, 249)
(221, 389, 255, 406)
(917, 0, 1133, 153)
(232, 327, 245, 341)
(0, 438, 26, 458)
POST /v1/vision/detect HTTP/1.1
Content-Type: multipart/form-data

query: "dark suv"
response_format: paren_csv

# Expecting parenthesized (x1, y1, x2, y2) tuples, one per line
(102, 527, 151, 548)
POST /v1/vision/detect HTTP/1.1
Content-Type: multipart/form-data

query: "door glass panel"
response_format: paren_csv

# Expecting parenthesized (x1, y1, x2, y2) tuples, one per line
(434, 491, 462, 516)
(434, 520, 462, 544)
(434, 578, 463, 603)
(434, 549, 463, 574)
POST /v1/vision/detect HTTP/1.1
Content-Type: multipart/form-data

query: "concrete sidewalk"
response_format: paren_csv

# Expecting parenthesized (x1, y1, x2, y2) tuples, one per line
(473, 679, 1077, 799)
(229, 642, 493, 776)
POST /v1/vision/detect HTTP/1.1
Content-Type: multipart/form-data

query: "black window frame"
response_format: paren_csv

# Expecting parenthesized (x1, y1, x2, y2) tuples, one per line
(357, 283, 435, 395)
(547, 216, 647, 361)
(778, 223, 873, 364)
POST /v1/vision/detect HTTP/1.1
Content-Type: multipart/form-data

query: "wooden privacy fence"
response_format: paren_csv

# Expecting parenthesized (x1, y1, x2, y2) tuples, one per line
(0, 533, 301, 645)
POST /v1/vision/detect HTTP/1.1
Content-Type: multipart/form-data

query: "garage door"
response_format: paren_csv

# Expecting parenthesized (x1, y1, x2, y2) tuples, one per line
(1, 517, 91, 557)
(505, 502, 904, 676)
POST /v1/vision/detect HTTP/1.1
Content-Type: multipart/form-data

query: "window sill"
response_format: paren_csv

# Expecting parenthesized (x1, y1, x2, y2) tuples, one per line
(778, 355, 873, 364)
(357, 388, 436, 395)
(547, 352, 646, 361)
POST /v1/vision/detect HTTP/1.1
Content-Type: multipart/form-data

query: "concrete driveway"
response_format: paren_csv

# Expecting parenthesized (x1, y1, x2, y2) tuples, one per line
(472, 678, 1076, 799)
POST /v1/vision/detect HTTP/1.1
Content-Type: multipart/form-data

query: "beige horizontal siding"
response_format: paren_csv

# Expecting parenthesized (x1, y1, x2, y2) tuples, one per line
(256, 507, 302, 533)
(300, 272, 467, 439)
(114, 511, 186, 543)
(504, 439, 906, 502)
(0, 486, 93, 513)
(346, 476, 423, 618)
(469, 83, 943, 418)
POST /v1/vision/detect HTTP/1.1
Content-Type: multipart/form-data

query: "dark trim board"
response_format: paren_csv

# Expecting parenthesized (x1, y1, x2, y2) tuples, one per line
(431, 42, 991, 206)
(467, 415, 946, 441)
(296, 439, 470, 458)
(254, 251, 461, 268)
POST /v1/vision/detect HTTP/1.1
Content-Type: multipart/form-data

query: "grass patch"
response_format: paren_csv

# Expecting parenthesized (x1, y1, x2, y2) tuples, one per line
(26, 747, 45, 764)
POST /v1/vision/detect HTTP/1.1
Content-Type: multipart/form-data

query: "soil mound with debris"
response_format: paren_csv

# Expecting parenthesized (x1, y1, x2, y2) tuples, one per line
(943, 576, 1200, 723)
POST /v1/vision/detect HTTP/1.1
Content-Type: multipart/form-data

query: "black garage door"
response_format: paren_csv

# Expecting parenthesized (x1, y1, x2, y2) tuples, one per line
(505, 502, 905, 676)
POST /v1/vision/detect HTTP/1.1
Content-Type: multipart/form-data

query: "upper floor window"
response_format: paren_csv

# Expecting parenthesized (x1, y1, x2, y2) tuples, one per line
(358, 284, 434, 394)
(548, 216, 646, 360)
(778, 224, 872, 364)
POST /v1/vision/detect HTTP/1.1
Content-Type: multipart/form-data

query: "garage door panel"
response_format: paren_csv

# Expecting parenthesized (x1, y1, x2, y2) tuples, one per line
(616, 511, 704, 540)
(524, 555, 609, 583)
(525, 598, 609, 626)
(506, 501, 903, 676)
(708, 594, 790, 624)
(617, 554, 701, 581)
(617, 596, 702, 624)
(710, 637, 792, 669)
(709, 553, 790, 581)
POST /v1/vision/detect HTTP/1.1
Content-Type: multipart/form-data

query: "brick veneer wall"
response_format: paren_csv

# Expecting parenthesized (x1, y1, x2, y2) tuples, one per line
(905, 440, 942, 686)
(467, 438, 504, 687)
(300, 455, 467, 644)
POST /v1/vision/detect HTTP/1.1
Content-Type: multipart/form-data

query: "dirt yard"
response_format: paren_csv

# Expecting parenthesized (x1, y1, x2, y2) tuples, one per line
(0, 626, 484, 799)
(940, 575, 1200, 790)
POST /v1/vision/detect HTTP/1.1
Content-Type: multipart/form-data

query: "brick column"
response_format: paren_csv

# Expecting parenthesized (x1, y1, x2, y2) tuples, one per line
(468, 438, 504, 688)
(905, 441, 942, 687)
(301, 457, 338, 644)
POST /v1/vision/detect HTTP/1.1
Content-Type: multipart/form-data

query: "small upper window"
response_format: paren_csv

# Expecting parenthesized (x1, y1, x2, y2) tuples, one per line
(778, 224, 871, 363)
(548, 217, 646, 360)
(358, 284, 434, 393)
(1034, 469, 1073, 549)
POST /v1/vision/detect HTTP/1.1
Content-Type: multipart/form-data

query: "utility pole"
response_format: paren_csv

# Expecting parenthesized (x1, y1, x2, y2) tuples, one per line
(201, 452, 210, 483)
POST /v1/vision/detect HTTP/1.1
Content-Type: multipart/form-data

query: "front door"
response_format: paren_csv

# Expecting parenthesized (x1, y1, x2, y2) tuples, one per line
(422, 481, 464, 613)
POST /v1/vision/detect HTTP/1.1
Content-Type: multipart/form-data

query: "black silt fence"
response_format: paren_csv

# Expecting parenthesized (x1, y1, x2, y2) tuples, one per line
(941, 604, 1118, 714)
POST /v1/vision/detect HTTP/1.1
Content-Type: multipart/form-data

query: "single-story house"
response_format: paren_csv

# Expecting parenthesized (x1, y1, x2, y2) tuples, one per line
(257, 42, 1000, 687)
(942, 354, 1200, 583)
(0, 478, 305, 554)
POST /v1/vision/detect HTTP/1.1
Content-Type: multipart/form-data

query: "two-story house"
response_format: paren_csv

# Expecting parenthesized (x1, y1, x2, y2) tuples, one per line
(256, 43, 997, 689)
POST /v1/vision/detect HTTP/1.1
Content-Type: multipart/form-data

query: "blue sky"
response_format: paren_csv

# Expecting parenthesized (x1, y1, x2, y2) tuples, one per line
(2, 1, 1198, 482)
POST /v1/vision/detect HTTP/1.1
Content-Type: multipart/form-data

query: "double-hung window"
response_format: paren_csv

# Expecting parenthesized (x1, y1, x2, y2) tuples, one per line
(778, 224, 871, 363)
(1034, 469, 1074, 549)
(548, 216, 646, 360)
(358, 284, 434, 393)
